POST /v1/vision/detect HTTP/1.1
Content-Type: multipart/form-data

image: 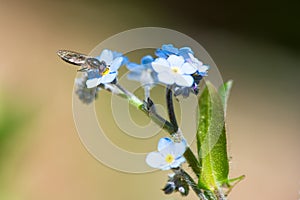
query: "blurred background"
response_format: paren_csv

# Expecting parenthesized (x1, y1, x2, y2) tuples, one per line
(0, 0, 299, 199)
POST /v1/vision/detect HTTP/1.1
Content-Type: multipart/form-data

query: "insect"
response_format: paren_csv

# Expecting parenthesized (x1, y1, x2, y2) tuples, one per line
(57, 50, 107, 73)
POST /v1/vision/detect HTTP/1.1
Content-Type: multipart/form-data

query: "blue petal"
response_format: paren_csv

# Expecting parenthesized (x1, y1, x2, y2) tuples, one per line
(129, 65, 147, 72)
(170, 156, 186, 168)
(146, 152, 166, 169)
(155, 49, 168, 59)
(173, 141, 187, 158)
(101, 72, 117, 83)
(86, 78, 100, 88)
(178, 47, 193, 59)
(121, 56, 129, 65)
(99, 49, 113, 64)
(162, 44, 179, 55)
(158, 137, 172, 151)
(127, 72, 142, 81)
(87, 69, 101, 79)
(179, 47, 193, 55)
(155, 44, 179, 59)
(112, 51, 123, 59)
(141, 55, 154, 65)
(167, 55, 185, 67)
(110, 57, 123, 72)
(126, 62, 140, 70)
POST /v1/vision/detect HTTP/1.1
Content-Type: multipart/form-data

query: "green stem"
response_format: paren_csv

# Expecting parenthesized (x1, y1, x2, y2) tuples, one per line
(165, 87, 200, 177)
(166, 86, 178, 131)
(184, 147, 201, 177)
(140, 100, 176, 134)
(108, 83, 200, 183)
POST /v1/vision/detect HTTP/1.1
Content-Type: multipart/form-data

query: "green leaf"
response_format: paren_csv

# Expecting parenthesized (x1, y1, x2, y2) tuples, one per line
(228, 175, 245, 185)
(197, 81, 229, 191)
(218, 80, 233, 114)
(225, 175, 246, 195)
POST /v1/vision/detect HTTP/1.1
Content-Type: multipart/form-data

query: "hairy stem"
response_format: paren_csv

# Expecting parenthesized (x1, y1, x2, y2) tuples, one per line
(165, 86, 201, 177)
(142, 97, 176, 133)
(184, 148, 201, 177)
(166, 86, 178, 131)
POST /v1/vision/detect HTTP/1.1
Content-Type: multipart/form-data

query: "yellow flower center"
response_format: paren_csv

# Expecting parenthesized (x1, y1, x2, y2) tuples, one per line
(165, 154, 174, 164)
(171, 67, 180, 74)
(101, 68, 110, 76)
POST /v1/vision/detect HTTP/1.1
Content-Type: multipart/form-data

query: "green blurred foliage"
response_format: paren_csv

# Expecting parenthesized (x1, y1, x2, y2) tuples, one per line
(0, 90, 33, 163)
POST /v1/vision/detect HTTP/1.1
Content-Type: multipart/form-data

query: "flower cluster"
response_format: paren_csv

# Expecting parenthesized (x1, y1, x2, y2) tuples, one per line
(71, 44, 209, 102)
(59, 45, 209, 171)
(71, 45, 207, 173)
(58, 44, 207, 174)
(57, 44, 241, 200)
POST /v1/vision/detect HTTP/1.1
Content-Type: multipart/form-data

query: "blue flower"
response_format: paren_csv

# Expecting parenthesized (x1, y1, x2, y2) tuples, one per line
(156, 45, 209, 77)
(146, 137, 187, 170)
(155, 44, 193, 59)
(126, 55, 158, 87)
(151, 55, 197, 87)
(86, 49, 125, 88)
(186, 53, 209, 77)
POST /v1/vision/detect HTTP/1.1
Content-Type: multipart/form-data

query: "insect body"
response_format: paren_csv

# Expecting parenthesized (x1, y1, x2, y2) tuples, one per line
(57, 50, 107, 73)
(84, 57, 107, 73)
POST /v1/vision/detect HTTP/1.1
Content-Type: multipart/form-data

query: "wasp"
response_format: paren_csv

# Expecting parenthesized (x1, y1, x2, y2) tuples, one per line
(57, 50, 107, 73)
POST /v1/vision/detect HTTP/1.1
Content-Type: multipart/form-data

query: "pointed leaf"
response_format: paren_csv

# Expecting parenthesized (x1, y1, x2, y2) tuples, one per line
(218, 80, 233, 114)
(197, 81, 229, 191)
(225, 175, 246, 195)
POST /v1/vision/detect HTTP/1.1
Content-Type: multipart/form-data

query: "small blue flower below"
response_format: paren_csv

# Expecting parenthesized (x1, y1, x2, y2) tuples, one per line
(146, 137, 187, 170)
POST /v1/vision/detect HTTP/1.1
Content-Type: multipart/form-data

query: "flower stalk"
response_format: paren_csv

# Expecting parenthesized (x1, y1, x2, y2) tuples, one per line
(166, 86, 201, 177)
(166, 86, 178, 132)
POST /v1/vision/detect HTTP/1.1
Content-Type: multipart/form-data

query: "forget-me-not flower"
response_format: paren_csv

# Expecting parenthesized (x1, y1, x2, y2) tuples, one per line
(186, 53, 209, 77)
(126, 55, 158, 87)
(151, 55, 197, 87)
(146, 137, 187, 170)
(156, 44, 209, 77)
(155, 44, 193, 60)
(86, 49, 125, 88)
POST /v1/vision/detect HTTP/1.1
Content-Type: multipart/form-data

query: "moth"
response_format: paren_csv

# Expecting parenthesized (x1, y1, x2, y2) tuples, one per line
(57, 50, 107, 73)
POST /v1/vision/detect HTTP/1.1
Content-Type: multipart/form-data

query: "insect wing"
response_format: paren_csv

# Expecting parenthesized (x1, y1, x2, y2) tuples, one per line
(57, 50, 88, 66)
